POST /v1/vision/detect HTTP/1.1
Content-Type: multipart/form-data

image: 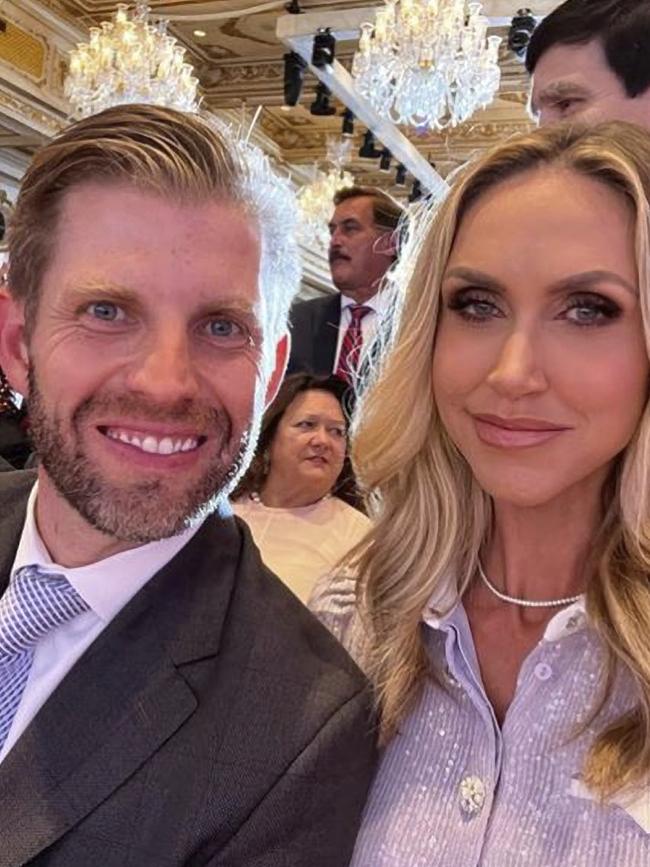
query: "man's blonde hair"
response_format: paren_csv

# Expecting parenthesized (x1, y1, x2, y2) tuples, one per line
(8, 104, 300, 358)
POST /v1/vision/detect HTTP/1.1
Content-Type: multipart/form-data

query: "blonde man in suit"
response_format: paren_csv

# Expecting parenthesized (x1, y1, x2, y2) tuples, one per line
(0, 105, 375, 867)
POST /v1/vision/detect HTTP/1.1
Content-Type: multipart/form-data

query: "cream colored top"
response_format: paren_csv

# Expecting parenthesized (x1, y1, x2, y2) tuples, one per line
(232, 495, 371, 603)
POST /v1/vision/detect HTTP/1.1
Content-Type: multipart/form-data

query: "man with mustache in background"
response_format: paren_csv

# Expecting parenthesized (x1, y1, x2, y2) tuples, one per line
(287, 186, 403, 384)
(0, 104, 375, 866)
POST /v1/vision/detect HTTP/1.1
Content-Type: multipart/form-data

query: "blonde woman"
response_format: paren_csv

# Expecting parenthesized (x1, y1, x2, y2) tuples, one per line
(310, 121, 650, 866)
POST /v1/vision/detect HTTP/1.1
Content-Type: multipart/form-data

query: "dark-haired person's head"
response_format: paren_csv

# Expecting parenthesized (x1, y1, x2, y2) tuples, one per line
(527, 0, 650, 128)
(234, 374, 359, 508)
(328, 186, 403, 304)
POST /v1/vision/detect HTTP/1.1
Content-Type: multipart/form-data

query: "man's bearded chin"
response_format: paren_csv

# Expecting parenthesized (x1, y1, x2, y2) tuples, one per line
(26, 366, 255, 545)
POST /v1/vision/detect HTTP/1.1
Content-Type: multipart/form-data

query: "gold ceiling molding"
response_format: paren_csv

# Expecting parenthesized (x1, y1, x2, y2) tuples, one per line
(411, 118, 533, 145)
(50, 48, 70, 97)
(261, 114, 534, 164)
(1, 0, 537, 204)
(0, 21, 47, 82)
(499, 91, 530, 106)
(39, 0, 177, 11)
(203, 60, 283, 88)
(202, 60, 285, 107)
(28, 0, 72, 19)
(0, 89, 64, 136)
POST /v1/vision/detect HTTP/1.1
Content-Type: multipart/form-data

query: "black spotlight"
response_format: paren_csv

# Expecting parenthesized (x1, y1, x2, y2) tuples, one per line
(283, 51, 307, 107)
(285, 0, 303, 12)
(341, 107, 355, 137)
(379, 148, 392, 172)
(395, 163, 407, 185)
(359, 130, 381, 159)
(312, 27, 336, 68)
(409, 179, 423, 203)
(310, 81, 336, 116)
(508, 8, 536, 59)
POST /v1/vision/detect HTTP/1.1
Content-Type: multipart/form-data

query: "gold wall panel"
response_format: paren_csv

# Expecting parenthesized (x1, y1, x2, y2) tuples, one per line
(0, 23, 46, 80)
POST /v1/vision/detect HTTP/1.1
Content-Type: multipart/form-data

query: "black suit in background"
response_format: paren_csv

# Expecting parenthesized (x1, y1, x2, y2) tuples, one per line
(287, 294, 341, 376)
(0, 471, 376, 867)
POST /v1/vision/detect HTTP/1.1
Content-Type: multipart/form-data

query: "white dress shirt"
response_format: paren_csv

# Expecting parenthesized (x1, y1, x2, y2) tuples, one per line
(332, 290, 390, 373)
(0, 482, 203, 762)
(233, 495, 370, 603)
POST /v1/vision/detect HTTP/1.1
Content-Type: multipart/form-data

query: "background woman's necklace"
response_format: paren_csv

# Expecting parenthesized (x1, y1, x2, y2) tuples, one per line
(477, 559, 582, 608)
(250, 491, 331, 505)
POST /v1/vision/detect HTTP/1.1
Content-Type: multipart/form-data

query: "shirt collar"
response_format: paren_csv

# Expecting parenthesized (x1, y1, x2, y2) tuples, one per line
(541, 596, 587, 641)
(339, 288, 390, 316)
(421, 570, 588, 641)
(422, 573, 462, 630)
(11, 482, 204, 623)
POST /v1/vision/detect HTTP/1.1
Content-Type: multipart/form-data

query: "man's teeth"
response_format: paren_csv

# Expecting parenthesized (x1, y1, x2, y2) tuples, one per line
(105, 429, 199, 455)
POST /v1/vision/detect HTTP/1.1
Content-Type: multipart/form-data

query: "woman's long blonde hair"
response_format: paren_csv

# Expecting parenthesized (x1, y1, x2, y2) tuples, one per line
(351, 121, 650, 798)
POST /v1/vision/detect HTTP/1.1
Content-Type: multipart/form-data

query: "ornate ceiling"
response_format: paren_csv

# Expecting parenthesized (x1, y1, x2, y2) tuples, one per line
(0, 0, 558, 286)
(21, 0, 556, 195)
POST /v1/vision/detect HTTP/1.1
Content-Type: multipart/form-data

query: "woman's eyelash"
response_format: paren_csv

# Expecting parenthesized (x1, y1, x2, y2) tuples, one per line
(445, 288, 623, 327)
(446, 289, 502, 320)
(446, 289, 495, 309)
(564, 294, 622, 322)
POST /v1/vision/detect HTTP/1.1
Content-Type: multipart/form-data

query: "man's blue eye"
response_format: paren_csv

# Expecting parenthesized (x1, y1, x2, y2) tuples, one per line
(88, 302, 120, 321)
(207, 319, 245, 339)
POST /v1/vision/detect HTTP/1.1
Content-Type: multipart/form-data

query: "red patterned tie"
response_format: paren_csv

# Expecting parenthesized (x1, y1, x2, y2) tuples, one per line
(335, 304, 372, 384)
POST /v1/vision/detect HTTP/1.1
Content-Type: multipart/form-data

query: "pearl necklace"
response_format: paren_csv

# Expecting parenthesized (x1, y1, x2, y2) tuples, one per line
(477, 559, 582, 609)
(250, 491, 331, 505)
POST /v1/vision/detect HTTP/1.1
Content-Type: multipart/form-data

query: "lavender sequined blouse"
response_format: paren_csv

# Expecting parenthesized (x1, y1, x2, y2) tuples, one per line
(309, 575, 650, 866)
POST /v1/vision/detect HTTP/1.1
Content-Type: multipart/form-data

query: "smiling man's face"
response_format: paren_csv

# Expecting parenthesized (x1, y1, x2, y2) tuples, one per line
(531, 39, 650, 127)
(4, 181, 285, 545)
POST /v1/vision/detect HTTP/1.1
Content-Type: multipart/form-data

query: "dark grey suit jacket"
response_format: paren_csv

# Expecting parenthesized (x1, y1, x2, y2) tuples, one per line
(287, 294, 341, 377)
(0, 471, 376, 866)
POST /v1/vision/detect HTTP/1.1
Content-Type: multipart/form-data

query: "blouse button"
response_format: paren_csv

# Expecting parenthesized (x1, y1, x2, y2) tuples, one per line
(565, 613, 585, 633)
(459, 775, 486, 818)
(534, 662, 553, 682)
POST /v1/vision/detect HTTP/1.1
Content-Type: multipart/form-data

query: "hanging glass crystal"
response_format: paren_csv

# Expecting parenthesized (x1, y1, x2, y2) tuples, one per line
(64, 2, 200, 118)
(351, 0, 501, 130)
(297, 137, 355, 254)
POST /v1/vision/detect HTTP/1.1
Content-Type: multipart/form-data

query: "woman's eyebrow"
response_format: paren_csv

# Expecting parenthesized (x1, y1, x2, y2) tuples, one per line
(550, 270, 638, 296)
(442, 267, 503, 291)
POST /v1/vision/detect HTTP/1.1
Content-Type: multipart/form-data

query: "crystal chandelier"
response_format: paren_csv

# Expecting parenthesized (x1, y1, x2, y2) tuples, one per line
(297, 137, 354, 254)
(65, 2, 200, 119)
(351, 0, 502, 130)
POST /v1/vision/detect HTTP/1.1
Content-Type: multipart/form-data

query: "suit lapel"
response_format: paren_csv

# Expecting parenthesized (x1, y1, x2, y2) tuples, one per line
(0, 507, 242, 866)
(313, 294, 341, 375)
(0, 470, 35, 594)
(0, 626, 197, 866)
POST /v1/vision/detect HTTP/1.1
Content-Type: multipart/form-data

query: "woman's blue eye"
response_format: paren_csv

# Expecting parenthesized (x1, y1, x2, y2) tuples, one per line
(465, 301, 498, 318)
(563, 296, 621, 327)
(566, 306, 601, 324)
(447, 291, 502, 322)
(88, 301, 121, 321)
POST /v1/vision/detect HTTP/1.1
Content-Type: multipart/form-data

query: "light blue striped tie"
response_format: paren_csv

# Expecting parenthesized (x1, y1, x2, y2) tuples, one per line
(0, 564, 89, 750)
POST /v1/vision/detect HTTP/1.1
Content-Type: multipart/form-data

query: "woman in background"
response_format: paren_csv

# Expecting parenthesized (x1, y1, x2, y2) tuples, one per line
(311, 122, 650, 865)
(233, 373, 369, 602)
